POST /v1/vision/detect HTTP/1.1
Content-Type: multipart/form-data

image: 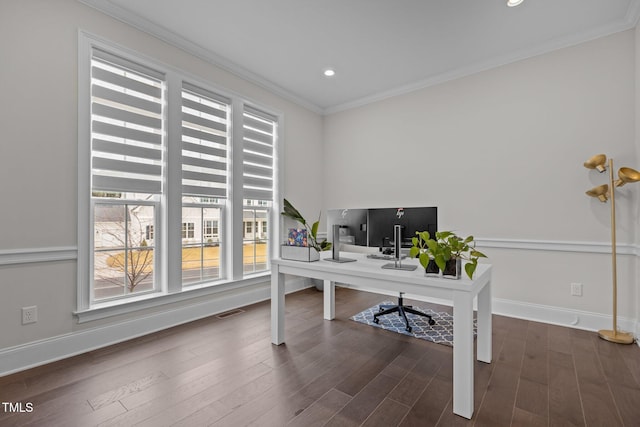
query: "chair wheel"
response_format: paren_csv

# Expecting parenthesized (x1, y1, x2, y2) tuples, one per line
(373, 318, 379, 324)
(428, 318, 436, 326)
(406, 326, 412, 333)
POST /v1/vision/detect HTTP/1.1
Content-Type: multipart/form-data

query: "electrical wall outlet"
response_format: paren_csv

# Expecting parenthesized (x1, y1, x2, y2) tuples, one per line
(570, 283, 583, 297)
(22, 306, 38, 324)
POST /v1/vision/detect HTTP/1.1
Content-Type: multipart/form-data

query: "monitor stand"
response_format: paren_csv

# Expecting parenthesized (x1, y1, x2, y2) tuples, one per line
(325, 224, 356, 263)
(382, 260, 417, 271)
(381, 225, 417, 271)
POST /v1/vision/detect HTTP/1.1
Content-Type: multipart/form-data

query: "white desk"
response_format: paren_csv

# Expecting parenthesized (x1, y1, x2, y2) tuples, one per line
(271, 251, 492, 419)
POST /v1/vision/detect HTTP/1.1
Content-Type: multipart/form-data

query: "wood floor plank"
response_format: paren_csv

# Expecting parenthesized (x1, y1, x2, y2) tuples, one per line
(548, 350, 585, 427)
(335, 342, 409, 397)
(169, 399, 231, 427)
(515, 377, 548, 418)
(2, 287, 639, 427)
(286, 388, 352, 427)
(578, 379, 623, 427)
(511, 407, 548, 427)
(434, 400, 474, 427)
(325, 373, 401, 427)
(399, 375, 452, 427)
(617, 343, 640, 386)
(361, 397, 411, 427)
(608, 383, 640, 426)
(547, 324, 573, 355)
(88, 371, 168, 410)
(594, 337, 640, 390)
(211, 332, 374, 426)
(520, 322, 548, 385)
(473, 363, 520, 427)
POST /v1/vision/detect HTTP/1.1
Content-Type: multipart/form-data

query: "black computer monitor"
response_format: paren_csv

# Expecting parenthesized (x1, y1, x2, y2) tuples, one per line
(367, 207, 438, 249)
(327, 206, 437, 249)
(326, 208, 368, 246)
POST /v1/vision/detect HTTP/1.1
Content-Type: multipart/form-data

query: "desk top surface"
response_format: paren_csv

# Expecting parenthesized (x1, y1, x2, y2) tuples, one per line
(273, 251, 491, 294)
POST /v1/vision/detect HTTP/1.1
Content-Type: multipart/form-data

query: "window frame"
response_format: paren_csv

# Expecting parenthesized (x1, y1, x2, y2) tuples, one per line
(77, 31, 282, 319)
(91, 198, 160, 302)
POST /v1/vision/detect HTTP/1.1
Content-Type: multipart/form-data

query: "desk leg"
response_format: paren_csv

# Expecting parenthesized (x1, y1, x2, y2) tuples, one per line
(453, 291, 474, 419)
(271, 267, 285, 345)
(323, 280, 335, 320)
(477, 280, 492, 364)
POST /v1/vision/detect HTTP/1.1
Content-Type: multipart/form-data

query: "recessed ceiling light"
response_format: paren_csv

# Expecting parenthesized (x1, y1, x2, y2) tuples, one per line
(323, 68, 336, 77)
(507, 0, 523, 6)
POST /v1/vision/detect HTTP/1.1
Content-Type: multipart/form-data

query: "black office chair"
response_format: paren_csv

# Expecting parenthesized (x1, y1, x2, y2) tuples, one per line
(373, 292, 436, 332)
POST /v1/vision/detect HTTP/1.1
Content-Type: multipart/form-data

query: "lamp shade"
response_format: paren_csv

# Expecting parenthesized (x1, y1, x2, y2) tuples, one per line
(583, 154, 607, 172)
(614, 167, 640, 187)
(586, 184, 609, 202)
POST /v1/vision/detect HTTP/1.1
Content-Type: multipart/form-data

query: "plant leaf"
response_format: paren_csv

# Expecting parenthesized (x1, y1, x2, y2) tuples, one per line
(419, 252, 430, 269)
(471, 250, 487, 258)
(281, 199, 305, 224)
(465, 262, 476, 279)
(319, 240, 332, 251)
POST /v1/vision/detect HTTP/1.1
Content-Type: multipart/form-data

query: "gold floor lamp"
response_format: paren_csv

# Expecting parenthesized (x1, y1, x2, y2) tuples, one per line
(584, 154, 640, 344)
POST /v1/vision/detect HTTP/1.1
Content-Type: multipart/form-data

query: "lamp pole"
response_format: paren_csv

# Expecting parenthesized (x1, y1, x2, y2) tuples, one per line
(604, 158, 620, 341)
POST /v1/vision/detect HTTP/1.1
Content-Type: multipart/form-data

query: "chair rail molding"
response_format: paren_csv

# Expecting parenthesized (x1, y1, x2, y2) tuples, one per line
(1, 239, 638, 267)
(475, 238, 639, 255)
(0, 246, 78, 266)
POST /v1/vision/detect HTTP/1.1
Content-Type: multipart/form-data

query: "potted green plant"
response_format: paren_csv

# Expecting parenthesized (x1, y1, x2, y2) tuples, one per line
(408, 231, 440, 276)
(280, 199, 332, 262)
(409, 230, 487, 279)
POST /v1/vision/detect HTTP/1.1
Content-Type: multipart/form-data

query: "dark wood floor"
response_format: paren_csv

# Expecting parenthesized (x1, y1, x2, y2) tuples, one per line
(1, 287, 639, 427)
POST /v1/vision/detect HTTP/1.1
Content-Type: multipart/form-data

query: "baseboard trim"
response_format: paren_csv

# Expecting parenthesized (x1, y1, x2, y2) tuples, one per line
(491, 298, 637, 334)
(0, 277, 310, 377)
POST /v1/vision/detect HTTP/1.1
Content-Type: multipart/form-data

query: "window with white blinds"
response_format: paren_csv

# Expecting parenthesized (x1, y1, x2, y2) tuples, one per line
(243, 107, 276, 201)
(90, 48, 165, 196)
(181, 83, 230, 199)
(80, 34, 280, 312)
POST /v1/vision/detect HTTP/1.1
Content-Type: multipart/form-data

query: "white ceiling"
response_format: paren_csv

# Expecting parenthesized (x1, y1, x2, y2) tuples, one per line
(83, 0, 640, 114)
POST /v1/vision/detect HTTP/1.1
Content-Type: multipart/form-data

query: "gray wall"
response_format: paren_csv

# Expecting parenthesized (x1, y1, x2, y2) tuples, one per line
(323, 30, 638, 324)
(1, 0, 639, 372)
(0, 0, 323, 352)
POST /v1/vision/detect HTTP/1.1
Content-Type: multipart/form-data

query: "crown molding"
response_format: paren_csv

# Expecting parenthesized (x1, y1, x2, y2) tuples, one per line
(323, 15, 640, 115)
(78, 1, 640, 117)
(77, 0, 323, 114)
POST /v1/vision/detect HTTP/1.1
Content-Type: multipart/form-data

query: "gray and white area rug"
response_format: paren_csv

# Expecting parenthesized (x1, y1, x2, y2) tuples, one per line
(350, 301, 477, 346)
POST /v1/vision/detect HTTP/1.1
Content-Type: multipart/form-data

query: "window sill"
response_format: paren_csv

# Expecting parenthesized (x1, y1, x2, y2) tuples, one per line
(74, 272, 271, 324)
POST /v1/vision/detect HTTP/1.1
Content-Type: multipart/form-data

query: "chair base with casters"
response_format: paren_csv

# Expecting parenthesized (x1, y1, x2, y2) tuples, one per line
(373, 292, 436, 332)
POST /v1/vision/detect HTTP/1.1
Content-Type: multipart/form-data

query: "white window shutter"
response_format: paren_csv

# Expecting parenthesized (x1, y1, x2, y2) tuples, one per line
(242, 106, 276, 201)
(181, 83, 230, 198)
(90, 48, 165, 195)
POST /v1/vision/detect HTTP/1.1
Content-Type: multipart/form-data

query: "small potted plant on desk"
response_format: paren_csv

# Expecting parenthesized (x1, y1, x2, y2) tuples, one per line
(280, 198, 332, 262)
(409, 231, 487, 279)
